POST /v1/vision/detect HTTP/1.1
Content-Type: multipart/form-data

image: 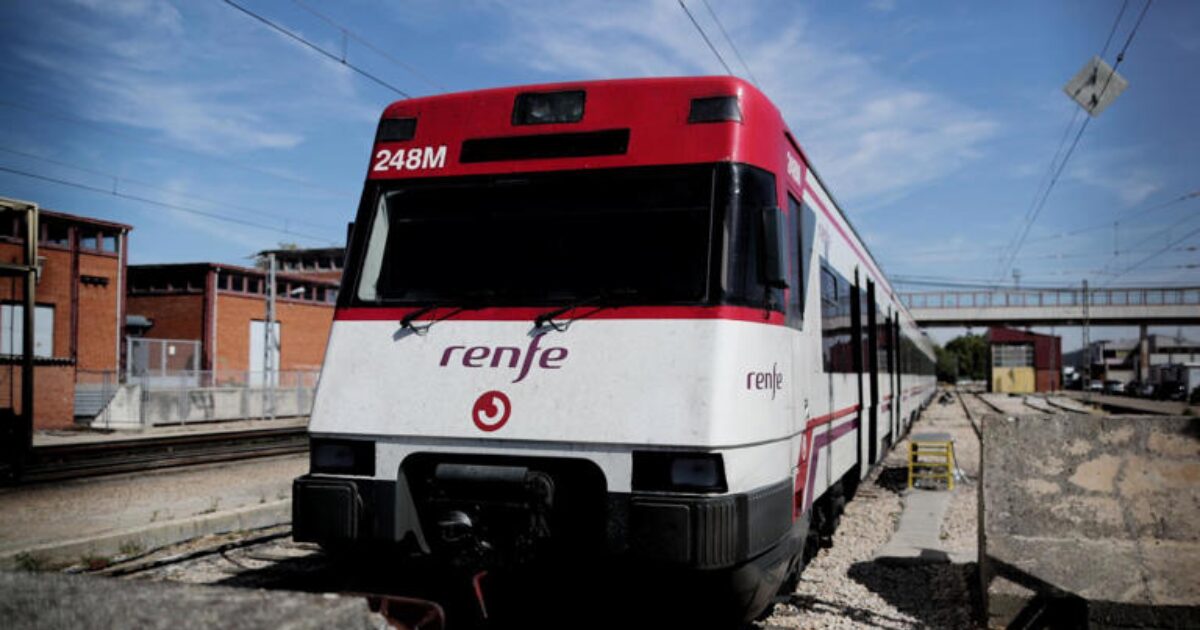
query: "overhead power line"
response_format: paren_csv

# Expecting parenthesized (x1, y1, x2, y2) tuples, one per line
(0, 100, 352, 197)
(1021, 188, 1199, 246)
(290, 0, 445, 93)
(0, 146, 343, 232)
(677, 0, 734, 76)
(221, 0, 412, 98)
(700, 0, 759, 85)
(0, 164, 340, 245)
(993, 0, 1153, 283)
(1105, 223, 1200, 285)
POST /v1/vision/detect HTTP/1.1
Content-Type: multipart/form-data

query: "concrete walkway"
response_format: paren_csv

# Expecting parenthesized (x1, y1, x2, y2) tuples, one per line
(872, 489, 971, 565)
(0, 454, 305, 569)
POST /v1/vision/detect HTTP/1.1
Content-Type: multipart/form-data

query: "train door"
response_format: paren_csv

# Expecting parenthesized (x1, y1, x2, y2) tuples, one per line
(890, 317, 900, 439)
(893, 319, 902, 434)
(850, 270, 865, 477)
(884, 310, 895, 444)
(865, 281, 879, 466)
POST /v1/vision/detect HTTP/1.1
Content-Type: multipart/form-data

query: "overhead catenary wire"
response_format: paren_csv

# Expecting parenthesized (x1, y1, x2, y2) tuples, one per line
(0, 100, 353, 197)
(1104, 223, 1200, 285)
(220, 0, 412, 98)
(677, 0, 734, 76)
(700, 0, 759, 85)
(993, 0, 1153, 284)
(0, 164, 340, 245)
(289, 0, 445, 93)
(0, 146, 343, 232)
(1021, 189, 1199, 246)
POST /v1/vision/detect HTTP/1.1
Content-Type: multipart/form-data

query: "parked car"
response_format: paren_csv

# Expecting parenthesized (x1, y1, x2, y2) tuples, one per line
(1087, 380, 1104, 392)
(1104, 380, 1125, 395)
(1190, 386, 1200, 405)
(1123, 381, 1140, 396)
(1137, 383, 1157, 398)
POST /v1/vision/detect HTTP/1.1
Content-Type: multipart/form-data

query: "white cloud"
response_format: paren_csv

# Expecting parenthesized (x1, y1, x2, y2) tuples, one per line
(481, 1, 997, 210)
(1064, 148, 1165, 207)
(10, 0, 383, 155)
(867, 0, 898, 13)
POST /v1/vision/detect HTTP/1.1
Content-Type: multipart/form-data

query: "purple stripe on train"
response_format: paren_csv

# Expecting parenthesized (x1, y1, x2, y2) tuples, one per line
(803, 416, 859, 512)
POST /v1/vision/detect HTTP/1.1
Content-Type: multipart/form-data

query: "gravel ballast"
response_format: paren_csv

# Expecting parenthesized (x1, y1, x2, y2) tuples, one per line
(758, 393, 980, 629)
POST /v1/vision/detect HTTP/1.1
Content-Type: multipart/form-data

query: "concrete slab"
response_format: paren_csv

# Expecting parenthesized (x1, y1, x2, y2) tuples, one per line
(873, 489, 971, 565)
(0, 570, 378, 629)
(981, 413, 1200, 627)
(33, 416, 308, 447)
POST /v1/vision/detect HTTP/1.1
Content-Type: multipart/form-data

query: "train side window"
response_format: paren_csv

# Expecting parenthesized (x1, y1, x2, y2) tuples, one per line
(785, 194, 803, 326)
(819, 264, 838, 372)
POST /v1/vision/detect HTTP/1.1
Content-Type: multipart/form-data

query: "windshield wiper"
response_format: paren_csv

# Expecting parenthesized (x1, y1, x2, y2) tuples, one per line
(399, 290, 495, 335)
(533, 288, 640, 332)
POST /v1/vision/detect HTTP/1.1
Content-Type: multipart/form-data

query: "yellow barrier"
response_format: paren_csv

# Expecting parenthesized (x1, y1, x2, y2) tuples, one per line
(908, 433, 955, 491)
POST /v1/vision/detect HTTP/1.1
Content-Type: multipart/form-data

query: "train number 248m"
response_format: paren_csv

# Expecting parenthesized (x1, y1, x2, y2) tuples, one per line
(372, 145, 448, 172)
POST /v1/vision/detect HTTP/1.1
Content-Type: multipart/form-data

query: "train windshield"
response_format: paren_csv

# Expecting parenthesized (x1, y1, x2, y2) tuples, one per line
(355, 165, 716, 305)
(352, 163, 782, 310)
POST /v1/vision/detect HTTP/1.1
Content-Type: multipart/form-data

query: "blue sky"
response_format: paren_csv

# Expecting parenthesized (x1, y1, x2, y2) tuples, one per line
(0, 0, 1196, 347)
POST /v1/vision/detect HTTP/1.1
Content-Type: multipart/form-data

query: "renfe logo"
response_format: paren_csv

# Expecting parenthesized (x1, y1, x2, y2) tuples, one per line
(747, 362, 784, 400)
(440, 334, 568, 383)
(472, 390, 511, 432)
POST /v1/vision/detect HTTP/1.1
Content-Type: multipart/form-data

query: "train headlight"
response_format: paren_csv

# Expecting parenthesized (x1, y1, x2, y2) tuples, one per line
(513, 90, 586, 125)
(310, 438, 375, 476)
(632, 451, 727, 493)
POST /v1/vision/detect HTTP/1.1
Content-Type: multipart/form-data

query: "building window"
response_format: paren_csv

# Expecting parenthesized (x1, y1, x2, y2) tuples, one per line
(0, 304, 54, 358)
(80, 231, 100, 250)
(44, 222, 70, 246)
(993, 344, 1033, 368)
(101, 234, 118, 253)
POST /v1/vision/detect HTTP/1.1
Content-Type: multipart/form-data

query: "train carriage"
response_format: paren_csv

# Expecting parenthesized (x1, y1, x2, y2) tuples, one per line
(293, 76, 936, 623)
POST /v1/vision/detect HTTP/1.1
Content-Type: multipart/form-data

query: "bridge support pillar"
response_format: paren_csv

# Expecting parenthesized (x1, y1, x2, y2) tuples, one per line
(1138, 324, 1150, 384)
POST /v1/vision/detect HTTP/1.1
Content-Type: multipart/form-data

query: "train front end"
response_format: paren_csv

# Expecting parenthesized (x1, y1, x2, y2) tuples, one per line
(292, 77, 806, 619)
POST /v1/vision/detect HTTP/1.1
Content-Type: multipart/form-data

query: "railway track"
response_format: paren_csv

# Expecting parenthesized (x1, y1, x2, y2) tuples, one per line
(16, 427, 308, 484)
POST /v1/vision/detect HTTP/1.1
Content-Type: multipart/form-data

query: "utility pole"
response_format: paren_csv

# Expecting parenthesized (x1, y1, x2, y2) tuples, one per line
(0, 198, 38, 479)
(263, 253, 277, 421)
(1081, 279, 1091, 399)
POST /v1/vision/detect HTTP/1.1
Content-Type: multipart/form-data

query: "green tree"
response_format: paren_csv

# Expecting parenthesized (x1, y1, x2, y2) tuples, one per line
(942, 334, 989, 382)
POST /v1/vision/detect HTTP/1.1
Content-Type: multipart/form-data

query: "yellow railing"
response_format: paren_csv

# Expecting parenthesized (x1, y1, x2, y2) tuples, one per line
(908, 434, 955, 491)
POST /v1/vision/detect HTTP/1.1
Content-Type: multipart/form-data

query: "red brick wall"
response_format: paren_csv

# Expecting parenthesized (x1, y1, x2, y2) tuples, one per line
(0, 364, 75, 429)
(127, 294, 205, 342)
(75, 252, 122, 371)
(0, 243, 74, 359)
(215, 292, 334, 372)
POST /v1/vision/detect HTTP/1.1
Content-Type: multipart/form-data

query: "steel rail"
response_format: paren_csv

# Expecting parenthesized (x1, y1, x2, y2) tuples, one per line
(16, 427, 307, 484)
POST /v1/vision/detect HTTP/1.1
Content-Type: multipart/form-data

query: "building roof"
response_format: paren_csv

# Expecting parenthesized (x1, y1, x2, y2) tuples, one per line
(256, 247, 344, 258)
(129, 262, 340, 287)
(39, 208, 134, 232)
(986, 327, 1061, 344)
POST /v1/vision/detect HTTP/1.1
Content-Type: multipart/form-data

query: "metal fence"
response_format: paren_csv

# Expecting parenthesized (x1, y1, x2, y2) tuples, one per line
(900, 286, 1200, 310)
(78, 368, 320, 429)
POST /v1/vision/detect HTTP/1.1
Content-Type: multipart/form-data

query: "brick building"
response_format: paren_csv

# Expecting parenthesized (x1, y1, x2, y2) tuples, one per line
(126, 263, 338, 376)
(0, 206, 131, 429)
(256, 247, 345, 283)
(986, 327, 1062, 394)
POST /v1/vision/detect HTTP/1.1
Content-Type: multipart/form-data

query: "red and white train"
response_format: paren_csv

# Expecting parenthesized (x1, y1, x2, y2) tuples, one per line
(294, 76, 936, 623)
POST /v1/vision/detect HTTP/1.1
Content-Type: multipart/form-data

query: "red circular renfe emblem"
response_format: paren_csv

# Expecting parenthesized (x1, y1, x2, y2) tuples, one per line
(472, 390, 512, 432)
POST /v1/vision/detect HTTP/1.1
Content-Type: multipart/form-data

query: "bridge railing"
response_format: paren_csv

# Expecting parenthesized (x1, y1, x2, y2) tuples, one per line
(900, 287, 1200, 310)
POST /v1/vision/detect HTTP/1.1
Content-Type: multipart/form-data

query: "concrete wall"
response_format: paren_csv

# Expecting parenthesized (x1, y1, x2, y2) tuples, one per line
(139, 386, 314, 425)
(981, 413, 1200, 626)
